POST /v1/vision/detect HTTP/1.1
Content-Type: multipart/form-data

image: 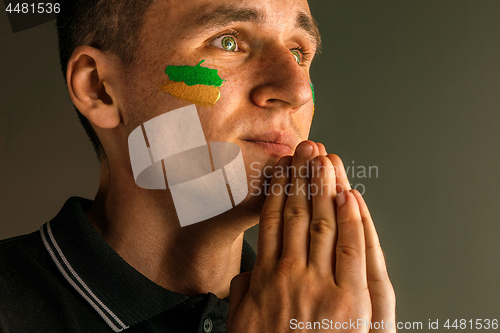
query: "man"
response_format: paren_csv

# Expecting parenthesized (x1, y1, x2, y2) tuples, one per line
(0, 0, 396, 332)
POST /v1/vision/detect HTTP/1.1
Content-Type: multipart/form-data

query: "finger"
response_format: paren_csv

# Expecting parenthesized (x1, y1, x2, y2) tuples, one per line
(352, 190, 396, 330)
(307, 155, 337, 276)
(327, 154, 351, 194)
(281, 141, 319, 264)
(227, 272, 252, 332)
(334, 190, 367, 289)
(256, 156, 292, 268)
(317, 142, 327, 155)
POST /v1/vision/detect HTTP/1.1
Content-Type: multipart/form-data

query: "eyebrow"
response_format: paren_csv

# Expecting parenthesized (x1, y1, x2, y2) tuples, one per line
(185, 5, 266, 31)
(185, 5, 321, 49)
(296, 11, 322, 51)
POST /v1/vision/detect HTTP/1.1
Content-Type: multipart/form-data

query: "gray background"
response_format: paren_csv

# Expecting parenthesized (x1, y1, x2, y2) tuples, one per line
(1, 0, 499, 328)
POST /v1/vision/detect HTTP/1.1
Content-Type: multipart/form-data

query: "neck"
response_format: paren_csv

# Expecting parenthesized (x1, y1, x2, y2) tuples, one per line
(86, 163, 259, 299)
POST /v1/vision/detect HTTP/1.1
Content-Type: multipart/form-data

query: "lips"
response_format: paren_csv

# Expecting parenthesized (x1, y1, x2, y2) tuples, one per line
(242, 131, 297, 156)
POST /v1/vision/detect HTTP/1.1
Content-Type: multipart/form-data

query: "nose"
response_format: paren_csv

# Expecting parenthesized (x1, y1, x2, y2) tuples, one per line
(250, 45, 313, 113)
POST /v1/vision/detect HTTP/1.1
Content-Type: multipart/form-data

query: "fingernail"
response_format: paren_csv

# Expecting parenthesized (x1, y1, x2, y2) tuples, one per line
(296, 142, 313, 158)
(336, 191, 346, 207)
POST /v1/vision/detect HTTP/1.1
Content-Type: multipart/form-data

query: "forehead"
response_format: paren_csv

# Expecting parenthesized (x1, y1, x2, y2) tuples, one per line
(152, 0, 312, 21)
(141, 0, 317, 45)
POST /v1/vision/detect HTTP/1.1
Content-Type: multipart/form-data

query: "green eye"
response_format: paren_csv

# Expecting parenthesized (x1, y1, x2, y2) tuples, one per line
(221, 36, 237, 51)
(291, 49, 301, 64)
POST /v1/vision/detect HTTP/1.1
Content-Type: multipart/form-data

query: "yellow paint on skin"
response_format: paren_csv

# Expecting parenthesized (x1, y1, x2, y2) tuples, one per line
(159, 81, 221, 107)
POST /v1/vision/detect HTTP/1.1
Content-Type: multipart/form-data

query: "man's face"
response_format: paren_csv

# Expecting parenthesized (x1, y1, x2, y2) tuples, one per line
(118, 0, 318, 208)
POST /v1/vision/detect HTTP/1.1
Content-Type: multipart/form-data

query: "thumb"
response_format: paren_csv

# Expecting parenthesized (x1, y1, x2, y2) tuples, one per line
(227, 271, 252, 332)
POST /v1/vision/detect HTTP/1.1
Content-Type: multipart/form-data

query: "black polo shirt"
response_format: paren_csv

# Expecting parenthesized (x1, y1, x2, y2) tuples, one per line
(0, 197, 256, 333)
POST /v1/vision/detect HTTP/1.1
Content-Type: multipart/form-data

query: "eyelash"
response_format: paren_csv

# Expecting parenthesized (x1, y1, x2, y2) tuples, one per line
(291, 45, 311, 66)
(209, 30, 311, 65)
(210, 30, 243, 51)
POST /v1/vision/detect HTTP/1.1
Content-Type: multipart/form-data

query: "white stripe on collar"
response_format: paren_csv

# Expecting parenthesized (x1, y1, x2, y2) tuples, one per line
(40, 222, 129, 332)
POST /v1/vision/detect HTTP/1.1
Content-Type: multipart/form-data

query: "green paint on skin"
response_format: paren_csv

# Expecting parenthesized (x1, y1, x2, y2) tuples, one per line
(310, 81, 315, 104)
(165, 60, 225, 87)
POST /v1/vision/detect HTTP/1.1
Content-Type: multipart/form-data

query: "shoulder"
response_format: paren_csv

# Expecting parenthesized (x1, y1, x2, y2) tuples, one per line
(0, 231, 46, 272)
(0, 230, 55, 295)
(0, 230, 101, 332)
(0, 231, 60, 327)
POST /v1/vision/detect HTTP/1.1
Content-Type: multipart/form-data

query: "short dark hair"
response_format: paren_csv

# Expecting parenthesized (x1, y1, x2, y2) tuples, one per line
(56, 0, 155, 159)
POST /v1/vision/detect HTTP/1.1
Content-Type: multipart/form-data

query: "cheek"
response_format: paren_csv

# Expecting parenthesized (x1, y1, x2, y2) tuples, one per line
(159, 60, 225, 107)
(301, 112, 314, 138)
(198, 73, 249, 135)
(160, 82, 221, 107)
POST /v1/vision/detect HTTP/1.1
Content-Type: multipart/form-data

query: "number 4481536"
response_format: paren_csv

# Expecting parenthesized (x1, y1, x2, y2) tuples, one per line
(5, 3, 60, 14)
(444, 319, 498, 330)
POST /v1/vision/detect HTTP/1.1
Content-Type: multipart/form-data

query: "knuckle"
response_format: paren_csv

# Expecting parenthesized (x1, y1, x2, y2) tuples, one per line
(258, 221, 279, 235)
(337, 243, 362, 258)
(309, 217, 334, 234)
(337, 215, 362, 228)
(365, 241, 382, 252)
(283, 205, 309, 222)
(259, 212, 282, 227)
(367, 270, 389, 283)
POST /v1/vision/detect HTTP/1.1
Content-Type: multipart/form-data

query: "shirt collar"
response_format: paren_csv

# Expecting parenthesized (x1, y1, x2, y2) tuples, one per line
(40, 197, 256, 332)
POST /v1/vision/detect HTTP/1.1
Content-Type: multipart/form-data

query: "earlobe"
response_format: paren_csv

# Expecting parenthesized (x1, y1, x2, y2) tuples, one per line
(67, 46, 121, 129)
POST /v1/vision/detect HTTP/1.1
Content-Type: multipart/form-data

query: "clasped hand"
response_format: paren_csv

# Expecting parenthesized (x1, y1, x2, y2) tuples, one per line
(228, 141, 396, 333)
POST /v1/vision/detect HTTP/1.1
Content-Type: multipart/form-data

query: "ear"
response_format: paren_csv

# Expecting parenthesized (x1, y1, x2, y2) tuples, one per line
(66, 46, 121, 129)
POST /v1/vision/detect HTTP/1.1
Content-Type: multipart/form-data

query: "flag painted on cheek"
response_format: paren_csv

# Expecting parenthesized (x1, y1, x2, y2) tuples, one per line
(160, 60, 225, 107)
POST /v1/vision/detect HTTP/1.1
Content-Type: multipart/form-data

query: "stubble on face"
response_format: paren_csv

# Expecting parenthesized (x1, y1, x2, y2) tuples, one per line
(116, 0, 319, 212)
